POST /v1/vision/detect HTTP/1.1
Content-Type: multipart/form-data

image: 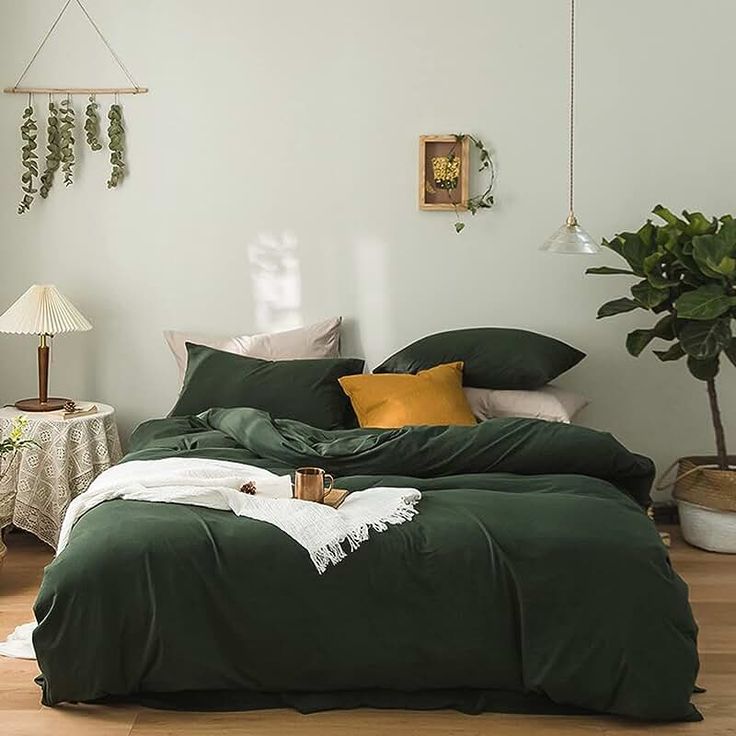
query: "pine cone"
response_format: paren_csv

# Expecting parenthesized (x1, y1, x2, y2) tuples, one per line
(240, 481, 257, 495)
(63, 400, 76, 413)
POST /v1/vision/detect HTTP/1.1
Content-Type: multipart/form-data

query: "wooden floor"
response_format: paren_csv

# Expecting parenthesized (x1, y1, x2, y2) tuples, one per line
(1, 527, 734, 736)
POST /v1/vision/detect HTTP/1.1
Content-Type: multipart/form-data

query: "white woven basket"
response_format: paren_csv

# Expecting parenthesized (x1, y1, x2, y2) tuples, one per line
(678, 500, 736, 554)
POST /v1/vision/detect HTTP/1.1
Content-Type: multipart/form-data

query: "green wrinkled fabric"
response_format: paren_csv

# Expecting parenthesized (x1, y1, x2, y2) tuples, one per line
(34, 410, 700, 722)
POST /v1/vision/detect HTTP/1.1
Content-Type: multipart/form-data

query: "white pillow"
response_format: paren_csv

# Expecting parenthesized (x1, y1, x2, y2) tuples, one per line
(164, 317, 342, 385)
(463, 385, 589, 424)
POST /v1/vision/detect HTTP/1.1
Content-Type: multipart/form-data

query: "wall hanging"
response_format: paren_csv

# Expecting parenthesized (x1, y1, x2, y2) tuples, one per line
(418, 134, 496, 233)
(4, 0, 148, 214)
(540, 0, 598, 254)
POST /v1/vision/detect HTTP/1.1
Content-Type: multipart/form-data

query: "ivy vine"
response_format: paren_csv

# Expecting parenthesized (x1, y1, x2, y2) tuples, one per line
(39, 101, 61, 199)
(17, 105, 39, 214)
(449, 133, 497, 233)
(106, 103, 126, 188)
(84, 96, 103, 151)
(59, 98, 76, 187)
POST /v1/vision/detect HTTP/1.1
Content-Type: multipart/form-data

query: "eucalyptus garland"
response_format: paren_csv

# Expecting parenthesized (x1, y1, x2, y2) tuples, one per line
(17, 105, 39, 214)
(84, 96, 103, 151)
(59, 98, 76, 187)
(39, 101, 61, 199)
(106, 103, 126, 188)
(15, 94, 133, 212)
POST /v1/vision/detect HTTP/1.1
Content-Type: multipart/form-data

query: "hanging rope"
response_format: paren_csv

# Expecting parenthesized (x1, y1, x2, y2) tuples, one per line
(13, 0, 73, 89)
(73, 0, 140, 89)
(12, 0, 142, 92)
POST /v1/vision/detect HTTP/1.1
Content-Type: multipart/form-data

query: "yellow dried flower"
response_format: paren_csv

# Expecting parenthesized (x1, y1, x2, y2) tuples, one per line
(431, 155, 461, 190)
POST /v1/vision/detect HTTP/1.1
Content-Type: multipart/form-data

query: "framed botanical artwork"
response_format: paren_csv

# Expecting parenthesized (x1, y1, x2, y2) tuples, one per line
(418, 135, 470, 211)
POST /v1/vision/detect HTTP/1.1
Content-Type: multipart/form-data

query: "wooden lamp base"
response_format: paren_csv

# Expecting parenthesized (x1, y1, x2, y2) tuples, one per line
(13, 335, 70, 412)
(15, 397, 69, 412)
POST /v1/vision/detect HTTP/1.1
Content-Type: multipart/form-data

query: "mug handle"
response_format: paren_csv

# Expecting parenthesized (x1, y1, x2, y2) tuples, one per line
(323, 473, 334, 500)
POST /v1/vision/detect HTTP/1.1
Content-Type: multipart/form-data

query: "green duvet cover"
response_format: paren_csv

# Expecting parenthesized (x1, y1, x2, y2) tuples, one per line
(33, 409, 700, 721)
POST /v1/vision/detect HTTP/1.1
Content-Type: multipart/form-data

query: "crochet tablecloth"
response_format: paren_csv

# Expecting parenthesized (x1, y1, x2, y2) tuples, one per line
(0, 403, 122, 549)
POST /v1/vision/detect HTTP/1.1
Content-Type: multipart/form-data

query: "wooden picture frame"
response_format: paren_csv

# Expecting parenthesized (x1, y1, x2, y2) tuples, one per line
(418, 135, 470, 211)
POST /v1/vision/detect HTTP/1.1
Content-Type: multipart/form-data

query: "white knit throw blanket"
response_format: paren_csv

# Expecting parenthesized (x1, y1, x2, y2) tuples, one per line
(0, 458, 421, 660)
(58, 458, 422, 572)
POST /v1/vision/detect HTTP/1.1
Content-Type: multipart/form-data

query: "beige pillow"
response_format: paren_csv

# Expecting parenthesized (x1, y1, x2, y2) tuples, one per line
(164, 317, 342, 385)
(463, 385, 589, 424)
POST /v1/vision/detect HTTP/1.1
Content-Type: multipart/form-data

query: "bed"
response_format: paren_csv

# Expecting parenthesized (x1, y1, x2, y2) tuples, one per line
(32, 407, 700, 722)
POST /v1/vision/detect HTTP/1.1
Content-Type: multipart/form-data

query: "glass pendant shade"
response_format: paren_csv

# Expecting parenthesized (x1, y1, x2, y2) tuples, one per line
(541, 214, 599, 254)
(541, 0, 600, 255)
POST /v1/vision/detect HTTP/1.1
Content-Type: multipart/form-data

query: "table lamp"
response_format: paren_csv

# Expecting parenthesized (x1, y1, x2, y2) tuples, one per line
(0, 284, 92, 411)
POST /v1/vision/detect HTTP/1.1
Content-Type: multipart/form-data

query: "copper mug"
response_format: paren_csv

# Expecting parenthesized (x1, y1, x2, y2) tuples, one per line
(294, 467, 334, 503)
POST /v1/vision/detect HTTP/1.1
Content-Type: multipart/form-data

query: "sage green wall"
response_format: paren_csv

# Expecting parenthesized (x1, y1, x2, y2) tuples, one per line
(1, 0, 734, 496)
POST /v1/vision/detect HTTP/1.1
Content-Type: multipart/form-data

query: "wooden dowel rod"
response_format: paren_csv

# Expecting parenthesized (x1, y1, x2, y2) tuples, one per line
(3, 86, 148, 95)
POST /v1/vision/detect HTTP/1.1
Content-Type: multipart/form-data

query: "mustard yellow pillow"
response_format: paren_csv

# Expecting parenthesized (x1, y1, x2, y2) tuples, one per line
(338, 362, 477, 429)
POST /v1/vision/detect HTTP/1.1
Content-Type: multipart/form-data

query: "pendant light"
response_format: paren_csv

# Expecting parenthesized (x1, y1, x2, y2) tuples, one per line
(541, 0, 599, 254)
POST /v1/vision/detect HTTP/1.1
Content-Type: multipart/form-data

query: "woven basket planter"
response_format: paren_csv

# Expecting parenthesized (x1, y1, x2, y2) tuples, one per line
(671, 456, 736, 553)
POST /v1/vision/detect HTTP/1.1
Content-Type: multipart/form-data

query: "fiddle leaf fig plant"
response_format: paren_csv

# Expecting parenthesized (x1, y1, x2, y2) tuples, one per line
(587, 205, 736, 470)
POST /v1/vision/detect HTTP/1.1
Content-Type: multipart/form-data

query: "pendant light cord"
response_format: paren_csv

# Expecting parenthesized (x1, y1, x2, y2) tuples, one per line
(568, 0, 576, 218)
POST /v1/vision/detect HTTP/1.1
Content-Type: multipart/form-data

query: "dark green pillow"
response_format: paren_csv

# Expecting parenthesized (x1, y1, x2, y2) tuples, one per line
(373, 328, 585, 390)
(171, 343, 364, 429)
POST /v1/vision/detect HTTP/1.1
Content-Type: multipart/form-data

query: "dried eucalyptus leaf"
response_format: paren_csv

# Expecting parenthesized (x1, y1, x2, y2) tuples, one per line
(39, 102, 62, 199)
(84, 96, 103, 152)
(17, 104, 39, 214)
(59, 99, 76, 187)
(106, 102, 126, 189)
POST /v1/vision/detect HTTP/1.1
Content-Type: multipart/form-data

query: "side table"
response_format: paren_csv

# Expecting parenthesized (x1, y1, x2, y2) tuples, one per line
(0, 403, 122, 550)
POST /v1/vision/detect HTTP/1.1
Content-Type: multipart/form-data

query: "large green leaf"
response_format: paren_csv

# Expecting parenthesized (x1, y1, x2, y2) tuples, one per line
(620, 233, 652, 275)
(687, 356, 720, 381)
(637, 220, 656, 247)
(683, 210, 718, 236)
(626, 329, 655, 357)
(675, 284, 734, 320)
(654, 342, 686, 362)
(597, 298, 640, 319)
(725, 337, 736, 368)
(657, 225, 680, 253)
(653, 204, 687, 229)
(716, 218, 736, 247)
(625, 315, 677, 358)
(602, 237, 624, 257)
(652, 314, 676, 340)
(585, 266, 635, 276)
(679, 318, 732, 359)
(692, 228, 736, 278)
(631, 280, 669, 308)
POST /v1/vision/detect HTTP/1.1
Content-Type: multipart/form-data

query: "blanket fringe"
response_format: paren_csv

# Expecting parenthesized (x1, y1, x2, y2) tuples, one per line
(309, 497, 420, 574)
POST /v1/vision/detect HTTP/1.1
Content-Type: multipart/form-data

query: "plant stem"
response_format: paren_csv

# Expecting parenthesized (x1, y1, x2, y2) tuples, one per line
(706, 377, 729, 470)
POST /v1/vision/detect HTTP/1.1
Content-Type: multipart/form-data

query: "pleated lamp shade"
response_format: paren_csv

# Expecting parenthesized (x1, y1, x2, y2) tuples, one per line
(0, 285, 92, 335)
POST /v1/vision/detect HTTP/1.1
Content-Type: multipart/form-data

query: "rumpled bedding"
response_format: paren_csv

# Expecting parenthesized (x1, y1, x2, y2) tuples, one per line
(33, 409, 700, 721)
